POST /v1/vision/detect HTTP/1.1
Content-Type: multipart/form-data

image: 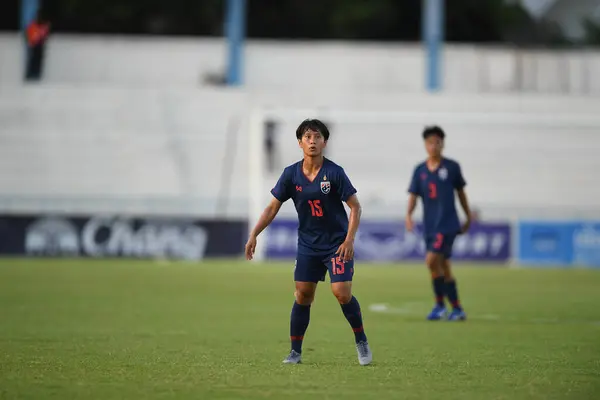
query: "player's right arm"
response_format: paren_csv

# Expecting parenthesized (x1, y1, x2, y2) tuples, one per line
(245, 197, 283, 260)
(245, 168, 292, 260)
(405, 167, 420, 232)
(406, 194, 418, 232)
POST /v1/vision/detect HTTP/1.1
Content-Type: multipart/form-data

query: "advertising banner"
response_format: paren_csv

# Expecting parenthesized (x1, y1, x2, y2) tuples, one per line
(266, 219, 511, 262)
(0, 215, 247, 260)
(518, 221, 600, 267)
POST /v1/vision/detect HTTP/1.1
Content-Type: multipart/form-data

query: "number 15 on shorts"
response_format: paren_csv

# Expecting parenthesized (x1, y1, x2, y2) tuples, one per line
(331, 257, 344, 275)
(329, 256, 354, 282)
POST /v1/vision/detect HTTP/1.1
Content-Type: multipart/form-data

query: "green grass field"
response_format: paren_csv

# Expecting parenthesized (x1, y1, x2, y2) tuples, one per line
(1, 259, 599, 400)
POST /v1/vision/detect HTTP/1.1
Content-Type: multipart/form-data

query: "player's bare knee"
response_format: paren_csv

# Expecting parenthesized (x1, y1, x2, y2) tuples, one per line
(294, 289, 315, 305)
(333, 291, 352, 304)
(425, 252, 437, 267)
(426, 259, 439, 271)
(442, 269, 454, 281)
(331, 284, 352, 304)
(441, 259, 454, 281)
(294, 282, 316, 305)
(426, 253, 443, 275)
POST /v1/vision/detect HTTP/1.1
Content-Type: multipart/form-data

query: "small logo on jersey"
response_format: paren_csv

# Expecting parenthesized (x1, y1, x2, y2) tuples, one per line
(296, 185, 303, 192)
(323, 175, 327, 181)
(420, 173, 427, 180)
(320, 181, 331, 194)
(438, 167, 448, 181)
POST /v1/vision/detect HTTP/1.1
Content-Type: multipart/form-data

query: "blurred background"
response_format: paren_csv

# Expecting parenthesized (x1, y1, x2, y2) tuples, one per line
(1, 0, 600, 266)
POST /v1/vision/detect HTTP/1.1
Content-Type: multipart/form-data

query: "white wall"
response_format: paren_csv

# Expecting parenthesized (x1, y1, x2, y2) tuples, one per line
(0, 34, 225, 87)
(1, 84, 600, 220)
(0, 85, 247, 216)
(1, 34, 598, 219)
(259, 103, 600, 221)
(2, 34, 600, 94)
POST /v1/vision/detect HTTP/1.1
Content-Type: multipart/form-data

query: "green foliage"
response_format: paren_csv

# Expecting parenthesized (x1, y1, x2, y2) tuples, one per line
(3, 0, 575, 45)
(445, 0, 505, 42)
(498, 2, 570, 47)
(582, 17, 600, 45)
(46, 0, 223, 35)
(33, 0, 503, 41)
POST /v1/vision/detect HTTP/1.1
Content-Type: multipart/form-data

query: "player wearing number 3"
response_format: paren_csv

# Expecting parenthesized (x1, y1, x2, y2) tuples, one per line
(245, 119, 372, 366)
(406, 126, 472, 321)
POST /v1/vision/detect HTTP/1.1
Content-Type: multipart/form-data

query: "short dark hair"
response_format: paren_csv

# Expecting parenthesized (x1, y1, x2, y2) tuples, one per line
(296, 119, 330, 141)
(422, 125, 445, 140)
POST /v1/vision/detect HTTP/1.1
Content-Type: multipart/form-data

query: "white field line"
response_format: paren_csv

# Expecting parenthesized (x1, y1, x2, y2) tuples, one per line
(368, 303, 600, 326)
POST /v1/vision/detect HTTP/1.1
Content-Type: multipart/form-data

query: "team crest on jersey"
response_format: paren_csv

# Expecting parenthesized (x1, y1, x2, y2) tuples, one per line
(438, 167, 448, 180)
(320, 181, 331, 194)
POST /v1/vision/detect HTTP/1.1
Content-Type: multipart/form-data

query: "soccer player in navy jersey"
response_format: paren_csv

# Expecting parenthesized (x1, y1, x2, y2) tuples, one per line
(406, 126, 472, 321)
(245, 119, 373, 365)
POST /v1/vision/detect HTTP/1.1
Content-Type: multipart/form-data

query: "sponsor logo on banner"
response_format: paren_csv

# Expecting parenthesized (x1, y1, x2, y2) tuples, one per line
(0, 214, 246, 260)
(572, 224, 600, 267)
(26, 217, 80, 256)
(518, 221, 600, 267)
(355, 224, 423, 261)
(266, 219, 511, 262)
(80, 217, 208, 260)
(266, 222, 299, 258)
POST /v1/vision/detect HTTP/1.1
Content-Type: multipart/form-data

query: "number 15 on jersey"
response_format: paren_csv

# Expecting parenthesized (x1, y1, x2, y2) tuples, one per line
(308, 200, 323, 217)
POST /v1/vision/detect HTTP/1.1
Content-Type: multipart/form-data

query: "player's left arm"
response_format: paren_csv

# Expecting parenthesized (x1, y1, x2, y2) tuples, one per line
(454, 163, 472, 233)
(457, 189, 472, 233)
(336, 194, 361, 263)
(335, 169, 360, 262)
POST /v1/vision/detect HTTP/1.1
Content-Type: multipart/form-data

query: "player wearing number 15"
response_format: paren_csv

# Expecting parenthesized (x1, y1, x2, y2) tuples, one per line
(245, 119, 372, 366)
(406, 126, 472, 322)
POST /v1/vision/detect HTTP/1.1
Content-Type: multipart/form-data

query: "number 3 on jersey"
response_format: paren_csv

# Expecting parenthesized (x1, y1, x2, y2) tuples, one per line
(428, 182, 437, 199)
(308, 200, 323, 217)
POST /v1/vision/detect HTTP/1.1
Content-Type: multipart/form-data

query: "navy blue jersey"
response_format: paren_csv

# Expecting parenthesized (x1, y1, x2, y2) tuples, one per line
(271, 158, 357, 256)
(408, 158, 466, 237)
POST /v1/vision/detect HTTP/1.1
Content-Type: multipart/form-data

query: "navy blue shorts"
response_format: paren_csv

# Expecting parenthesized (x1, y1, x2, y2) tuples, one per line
(295, 252, 354, 283)
(425, 233, 457, 259)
